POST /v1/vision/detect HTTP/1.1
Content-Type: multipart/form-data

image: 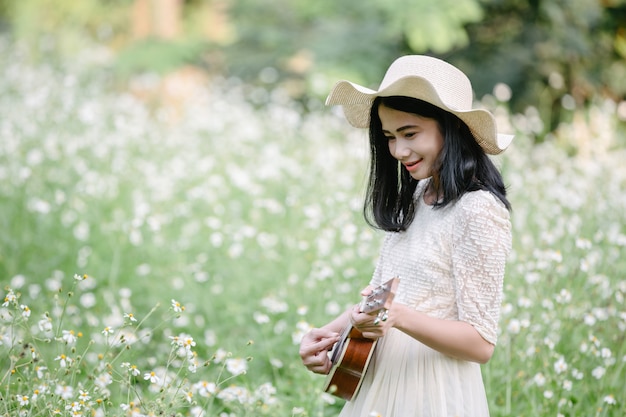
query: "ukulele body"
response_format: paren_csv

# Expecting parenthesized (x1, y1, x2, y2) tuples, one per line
(322, 277, 399, 401)
(323, 327, 377, 400)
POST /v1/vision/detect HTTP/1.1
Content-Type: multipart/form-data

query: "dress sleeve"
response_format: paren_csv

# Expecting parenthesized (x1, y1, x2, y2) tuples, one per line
(451, 191, 511, 345)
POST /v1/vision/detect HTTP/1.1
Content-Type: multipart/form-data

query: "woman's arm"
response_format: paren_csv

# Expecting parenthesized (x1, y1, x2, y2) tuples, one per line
(351, 304, 494, 364)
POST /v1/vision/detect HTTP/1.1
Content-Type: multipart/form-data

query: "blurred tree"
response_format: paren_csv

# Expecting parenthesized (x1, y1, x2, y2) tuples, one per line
(0, 0, 133, 60)
(222, 0, 485, 97)
(132, 0, 182, 40)
(451, 0, 626, 134)
(0, 0, 623, 138)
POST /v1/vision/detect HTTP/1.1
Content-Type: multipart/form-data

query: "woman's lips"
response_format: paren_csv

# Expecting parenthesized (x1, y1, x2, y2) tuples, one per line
(403, 159, 422, 172)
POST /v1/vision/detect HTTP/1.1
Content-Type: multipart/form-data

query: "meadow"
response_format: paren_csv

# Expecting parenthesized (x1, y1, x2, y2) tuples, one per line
(1, 37, 626, 416)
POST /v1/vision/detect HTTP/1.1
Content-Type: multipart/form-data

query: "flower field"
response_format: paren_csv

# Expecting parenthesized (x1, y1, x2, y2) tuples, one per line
(1, 37, 625, 416)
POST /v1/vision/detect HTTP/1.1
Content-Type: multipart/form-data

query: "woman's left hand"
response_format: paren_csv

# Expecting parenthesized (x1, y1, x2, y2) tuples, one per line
(350, 303, 396, 339)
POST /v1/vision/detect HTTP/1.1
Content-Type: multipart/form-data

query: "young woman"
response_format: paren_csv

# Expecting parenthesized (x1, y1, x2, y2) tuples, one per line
(299, 55, 513, 416)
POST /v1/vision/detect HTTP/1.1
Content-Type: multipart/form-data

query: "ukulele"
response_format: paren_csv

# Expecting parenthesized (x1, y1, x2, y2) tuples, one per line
(323, 277, 400, 401)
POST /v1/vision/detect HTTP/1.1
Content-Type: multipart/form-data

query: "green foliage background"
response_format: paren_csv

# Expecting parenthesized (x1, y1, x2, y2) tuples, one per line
(0, 0, 625, 137)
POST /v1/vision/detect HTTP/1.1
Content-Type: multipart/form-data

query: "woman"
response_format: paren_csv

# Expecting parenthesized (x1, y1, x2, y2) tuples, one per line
(299, 55, 513, 416)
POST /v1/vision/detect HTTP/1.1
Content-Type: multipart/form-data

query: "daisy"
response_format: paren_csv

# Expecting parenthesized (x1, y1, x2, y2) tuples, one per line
(78, 390, 90, 401)
(3, 289, 16, 307)
(17, 394, 29, 406)
(62, 330, 77, 344)
(194, 381, 216, 398)
(171, 299, 185, 313)
(124, 312, 137, 322)
(144, 371, 160, 384)
(55, 354, 72, 368)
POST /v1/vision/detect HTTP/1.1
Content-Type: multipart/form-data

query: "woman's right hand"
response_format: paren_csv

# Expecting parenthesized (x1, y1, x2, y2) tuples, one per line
(299, 328, 340, 375)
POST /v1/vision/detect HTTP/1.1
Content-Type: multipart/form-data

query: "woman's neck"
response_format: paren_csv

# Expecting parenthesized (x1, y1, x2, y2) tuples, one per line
(423, 177, 441, 205)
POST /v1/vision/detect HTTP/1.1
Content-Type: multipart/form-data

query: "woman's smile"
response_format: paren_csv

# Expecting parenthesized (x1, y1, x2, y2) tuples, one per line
(403, 158, 423, 172)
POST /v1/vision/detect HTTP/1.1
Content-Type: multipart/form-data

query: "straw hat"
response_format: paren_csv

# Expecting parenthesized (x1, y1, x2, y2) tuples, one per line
(325, 55, 513, 155)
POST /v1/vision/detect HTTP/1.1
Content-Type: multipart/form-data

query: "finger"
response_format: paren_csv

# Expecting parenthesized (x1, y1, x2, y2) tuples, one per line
(360, 285, 375, 297)
(310, 327, 340, 339)
(307, 359, 332, 374)
(303, 350, 332, 373)
(299, 335, 339, 358)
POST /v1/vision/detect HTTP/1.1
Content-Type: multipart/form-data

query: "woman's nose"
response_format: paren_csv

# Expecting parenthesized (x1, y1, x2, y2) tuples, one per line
(393, 139, 411, 159)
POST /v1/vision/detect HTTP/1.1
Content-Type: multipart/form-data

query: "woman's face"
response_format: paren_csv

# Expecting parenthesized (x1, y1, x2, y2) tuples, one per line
(378, 104, 444, 180)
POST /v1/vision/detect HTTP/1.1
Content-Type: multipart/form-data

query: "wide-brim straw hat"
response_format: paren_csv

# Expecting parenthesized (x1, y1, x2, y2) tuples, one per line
(325, 55, 513, 155)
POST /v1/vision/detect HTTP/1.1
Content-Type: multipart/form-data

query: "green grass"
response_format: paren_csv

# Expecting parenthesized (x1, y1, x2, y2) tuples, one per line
(1, 37, 626, 416)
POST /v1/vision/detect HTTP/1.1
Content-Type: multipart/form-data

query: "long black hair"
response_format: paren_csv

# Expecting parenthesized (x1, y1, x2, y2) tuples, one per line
(364, 96, 511, 232)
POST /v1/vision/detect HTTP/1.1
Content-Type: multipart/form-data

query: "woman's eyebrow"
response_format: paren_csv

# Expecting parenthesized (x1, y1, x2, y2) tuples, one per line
(382, 125, 418, 134)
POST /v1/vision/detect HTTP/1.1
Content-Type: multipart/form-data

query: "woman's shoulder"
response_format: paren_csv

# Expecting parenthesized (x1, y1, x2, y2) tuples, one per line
(455, 189, 510, 222)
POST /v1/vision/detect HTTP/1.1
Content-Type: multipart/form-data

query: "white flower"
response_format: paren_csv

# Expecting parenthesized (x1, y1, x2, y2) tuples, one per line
(169, 335, 181, 346)
(184, 391, 193, 403)
(78, 390, 91, 401)
(55, 385, 74, 400)
(65, 401, 82, 412)
(171, 299, 184, 313)
(122, 362, 142, 377)
(62, 330, 77, 344)
(190, 406, 205, 417)
(182, 335, 196, 351)
(20, 304, 31, 318)
(554, 356, 568, 374)
(507, 319, 521, 334)
(604, 394, 616, 405)
(94, 373, 112, 389)
(144, 371, 160, 384)
(193, 381, 217, 398)
(260, 296, 288, 313)
(533, 372, 546, 386)
(55, 354, 72, 368)
(38, 315, 53, 333)
(562, 380, 572, 391)
(217, 385, 251, 404)
(17, 395, 29, 406)
(254, 382, 277, 404)
(592, 366, 606, 379)
(3, 289, 17, 306)
(35, 366, 47, 379)
(555, 289, 571, 304)
(101, 326, 114, 336)
(213, 348, 228, 363)
(253, 311, 270, 324)
(584, 313, 596, 326)
(124, 312, 137, 322)
(226, 358, 248, 376)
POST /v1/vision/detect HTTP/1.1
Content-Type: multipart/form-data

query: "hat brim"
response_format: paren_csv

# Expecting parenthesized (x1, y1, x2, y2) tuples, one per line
(326, 76, 512, 155)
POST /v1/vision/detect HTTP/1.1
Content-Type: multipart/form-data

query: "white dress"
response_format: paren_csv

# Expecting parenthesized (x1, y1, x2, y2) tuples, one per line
(339, 181, 512, 417)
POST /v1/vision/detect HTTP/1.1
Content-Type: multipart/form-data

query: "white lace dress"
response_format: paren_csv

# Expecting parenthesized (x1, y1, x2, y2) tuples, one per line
(339, 181, 511, 417)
